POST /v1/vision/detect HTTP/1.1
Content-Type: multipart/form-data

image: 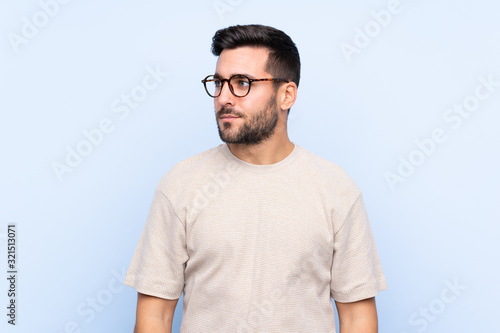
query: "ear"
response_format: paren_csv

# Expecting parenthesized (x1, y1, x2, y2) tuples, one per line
(279, 81, 297, 111)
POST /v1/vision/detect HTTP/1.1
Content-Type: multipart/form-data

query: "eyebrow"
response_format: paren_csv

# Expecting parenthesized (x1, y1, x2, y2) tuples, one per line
(214, 72, 257, 79)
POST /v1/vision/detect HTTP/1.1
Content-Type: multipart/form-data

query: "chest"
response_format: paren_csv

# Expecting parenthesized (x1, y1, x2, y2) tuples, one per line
(184, 177, 334, 268)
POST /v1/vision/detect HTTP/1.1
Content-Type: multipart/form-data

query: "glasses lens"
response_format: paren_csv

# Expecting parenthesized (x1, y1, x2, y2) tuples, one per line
(204, 76, 222, 97)
(229, 75, 250, 97)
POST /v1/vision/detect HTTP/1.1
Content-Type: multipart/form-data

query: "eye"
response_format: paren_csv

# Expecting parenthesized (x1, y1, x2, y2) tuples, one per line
(233, 76, 250, 87)
(213, 78, 222, 87)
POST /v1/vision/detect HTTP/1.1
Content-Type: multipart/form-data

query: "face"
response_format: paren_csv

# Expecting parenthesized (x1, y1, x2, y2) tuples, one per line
(214, 47, 281, 145)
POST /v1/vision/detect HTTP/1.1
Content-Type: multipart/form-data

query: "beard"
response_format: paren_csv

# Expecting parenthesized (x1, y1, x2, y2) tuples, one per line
(215, 94, 279, 145)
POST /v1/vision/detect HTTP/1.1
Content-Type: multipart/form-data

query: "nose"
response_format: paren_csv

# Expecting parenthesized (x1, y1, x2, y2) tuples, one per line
(216, 80, 236, 106)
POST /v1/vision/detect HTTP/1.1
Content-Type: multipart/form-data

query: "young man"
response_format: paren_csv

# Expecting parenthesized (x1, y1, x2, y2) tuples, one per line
(125, 24, 387, 332)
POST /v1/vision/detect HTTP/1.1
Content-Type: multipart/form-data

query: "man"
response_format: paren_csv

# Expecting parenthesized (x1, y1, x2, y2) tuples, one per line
(125, 24, 386, 332)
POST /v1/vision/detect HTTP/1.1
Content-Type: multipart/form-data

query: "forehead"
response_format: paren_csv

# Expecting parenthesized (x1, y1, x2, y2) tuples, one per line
(215, 46, 270, 78)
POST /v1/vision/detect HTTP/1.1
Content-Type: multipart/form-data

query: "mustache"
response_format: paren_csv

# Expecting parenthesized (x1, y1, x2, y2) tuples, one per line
(217, 106, 244, 118)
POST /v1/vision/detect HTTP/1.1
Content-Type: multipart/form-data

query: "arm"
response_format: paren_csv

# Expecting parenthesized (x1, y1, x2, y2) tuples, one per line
(134, 292, 179, 333)
(335, 297, 378, 333)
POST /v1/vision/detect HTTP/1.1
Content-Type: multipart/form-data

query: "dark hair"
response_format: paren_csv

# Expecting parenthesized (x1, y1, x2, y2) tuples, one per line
(211, 24, 301, 88)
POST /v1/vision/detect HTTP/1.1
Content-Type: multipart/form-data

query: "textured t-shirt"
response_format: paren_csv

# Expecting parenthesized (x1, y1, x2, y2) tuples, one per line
(124, 143, 387, 333)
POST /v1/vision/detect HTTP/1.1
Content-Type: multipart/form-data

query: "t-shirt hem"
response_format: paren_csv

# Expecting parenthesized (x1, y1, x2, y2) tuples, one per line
(124, 274, 182, 300)
(331, 279, 387, 303)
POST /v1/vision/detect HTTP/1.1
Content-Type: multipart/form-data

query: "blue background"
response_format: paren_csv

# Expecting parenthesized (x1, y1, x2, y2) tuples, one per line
(1, 0, 499, 332)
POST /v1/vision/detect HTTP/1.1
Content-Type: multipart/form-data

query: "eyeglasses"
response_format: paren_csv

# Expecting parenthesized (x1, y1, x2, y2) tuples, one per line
(201, 74, 289, 98)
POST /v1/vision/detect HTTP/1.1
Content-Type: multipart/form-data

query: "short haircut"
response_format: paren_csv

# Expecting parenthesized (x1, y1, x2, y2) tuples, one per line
(211, 24, 301, 88)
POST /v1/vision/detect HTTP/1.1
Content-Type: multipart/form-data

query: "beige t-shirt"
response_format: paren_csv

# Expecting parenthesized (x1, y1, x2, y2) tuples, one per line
(125, 143, 386, 333)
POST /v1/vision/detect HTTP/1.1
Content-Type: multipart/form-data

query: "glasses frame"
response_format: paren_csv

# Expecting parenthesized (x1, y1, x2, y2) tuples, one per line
(201, 74, 290, 98)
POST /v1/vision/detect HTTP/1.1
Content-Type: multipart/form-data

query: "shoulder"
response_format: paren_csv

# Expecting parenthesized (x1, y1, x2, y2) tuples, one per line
(295, 146, 365, 231)
(156, 144, 226, 196)
(295, 145, 361, 199)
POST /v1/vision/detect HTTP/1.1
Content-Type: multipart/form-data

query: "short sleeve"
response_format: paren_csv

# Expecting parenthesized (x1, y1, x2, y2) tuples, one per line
(330, 193, 387, 302)
(124, 188, 188, 299)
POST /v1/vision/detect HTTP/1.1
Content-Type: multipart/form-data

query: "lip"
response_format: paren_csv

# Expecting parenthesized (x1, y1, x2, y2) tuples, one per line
(220, 115, 240, 120)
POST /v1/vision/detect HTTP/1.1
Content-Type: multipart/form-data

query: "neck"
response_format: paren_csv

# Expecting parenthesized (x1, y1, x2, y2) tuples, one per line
(226, 128, 294, 165)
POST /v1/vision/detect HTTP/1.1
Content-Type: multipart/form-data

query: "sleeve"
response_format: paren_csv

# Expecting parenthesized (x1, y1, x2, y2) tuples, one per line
(330, 193, 387, 302)
(124, 188, 188, 299)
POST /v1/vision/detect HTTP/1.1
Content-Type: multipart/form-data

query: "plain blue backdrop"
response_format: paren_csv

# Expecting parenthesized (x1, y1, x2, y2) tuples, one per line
(1, 0, 499, 332)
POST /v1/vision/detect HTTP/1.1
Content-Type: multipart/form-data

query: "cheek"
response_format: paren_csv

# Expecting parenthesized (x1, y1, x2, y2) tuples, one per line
(214, 98, 224, 111)
(243, 92, 270, 109)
